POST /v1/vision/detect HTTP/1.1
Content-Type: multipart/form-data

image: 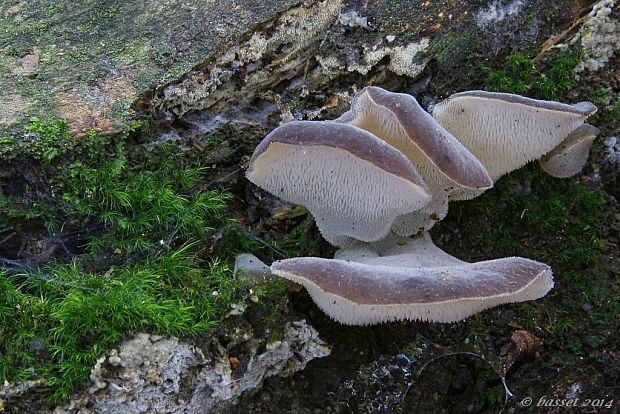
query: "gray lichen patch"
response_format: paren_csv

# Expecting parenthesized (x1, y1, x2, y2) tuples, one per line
(476, 0, 525, 28)
(10, 52, 39, 76)
(49, 321, 329, 414)
(575, 0, 620, 73)
(316, 37, 430, 79)
(0, 94, 33, 125)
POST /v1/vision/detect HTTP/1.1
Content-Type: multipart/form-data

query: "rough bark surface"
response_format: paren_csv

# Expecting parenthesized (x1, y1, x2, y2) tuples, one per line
(0, 0, 300, 135)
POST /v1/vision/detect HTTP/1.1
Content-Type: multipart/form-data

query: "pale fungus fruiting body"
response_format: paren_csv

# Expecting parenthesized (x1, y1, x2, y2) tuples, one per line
(241, 86, 597, 326)
(234, 253, 274, 281)
(246, 120, 430, 246)
(343, 87, 492, 191)
(432, 90, 597, 198)
(338, 87, 492, 235)
(272, 233, 553, 325)
(334, 232, 464, 267)
(539, 123, 600, 178)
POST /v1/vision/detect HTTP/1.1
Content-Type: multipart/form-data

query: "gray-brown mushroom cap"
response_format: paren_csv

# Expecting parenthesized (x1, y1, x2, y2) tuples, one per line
(271, 234, 554, 325)
(432, 90, 597, 187)
(338, 86, 493, 235)
(539, 123, 600, 178)
(247, 120, 431, 246)
(345, 87, 493, 189)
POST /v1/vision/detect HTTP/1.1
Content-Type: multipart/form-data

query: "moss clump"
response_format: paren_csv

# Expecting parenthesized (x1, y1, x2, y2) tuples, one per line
(268, 215, 330, 259)
(1, 118, 232, 255)
(0, 118, 249, 403)
(60, 146, 230, 254)
(439, 165, 607, 267)
(588, 86, 620, 131)
(0, 248, 239, 402)
(0, 117, 73, 162)
(483, 51, 583, 100)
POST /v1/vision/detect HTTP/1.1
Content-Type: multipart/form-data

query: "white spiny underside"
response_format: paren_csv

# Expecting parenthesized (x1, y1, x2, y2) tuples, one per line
(433, 95, 590, 184)
(539, 128, 598, 178)
(272, 235, 553, 325)
(348, 92, 481, 234)
(248, 143, 429, 245)
(273, 233, 554, 325)
(300, 274, 553, 326)
(295, 270, 554, 325)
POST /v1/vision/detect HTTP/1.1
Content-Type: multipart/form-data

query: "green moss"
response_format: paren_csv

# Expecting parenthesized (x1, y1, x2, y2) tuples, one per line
(267, 215, 332, 259)
(483, 51, 583, 100)
(1, 118, 233, 257)
(215, 223, 264, 258)
(483, 53, 535, 94)
(441, 165, 607, 267)
(0, 118, 253, 403)
(251, 278, 291, 341)
(0, 247, 240, 402)
(0, 117, 73, 162)
(425, 30, 480, 67)
(61, 148, 230, 254)
(109, 99, 135, 122)
(610, 98, 620, 120)
(203, 120, 238, 146)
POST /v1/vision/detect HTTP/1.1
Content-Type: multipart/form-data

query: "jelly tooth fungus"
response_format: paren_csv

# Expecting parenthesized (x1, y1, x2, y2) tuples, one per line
(242, 87, 597, 325)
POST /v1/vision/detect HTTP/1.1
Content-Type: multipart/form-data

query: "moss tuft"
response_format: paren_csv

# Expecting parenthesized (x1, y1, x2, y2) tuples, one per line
(483, 51, 583, 100)
(1, 248, 240, 402)
(0, 117, 73, 162)
(0, 118, 252, 403)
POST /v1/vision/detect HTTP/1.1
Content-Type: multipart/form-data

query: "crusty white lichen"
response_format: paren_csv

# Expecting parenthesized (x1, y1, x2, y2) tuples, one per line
(54, 321, 330, 414)
(603, 135, 620, 169)
(316, 38, 430, 79)
(338, 10, 369, 29)
(575, 0, 620, 73)
(158, 0, 343, 117)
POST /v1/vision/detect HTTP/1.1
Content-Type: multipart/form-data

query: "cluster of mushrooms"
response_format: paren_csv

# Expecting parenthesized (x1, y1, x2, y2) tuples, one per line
(243, 86, 599, 326)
